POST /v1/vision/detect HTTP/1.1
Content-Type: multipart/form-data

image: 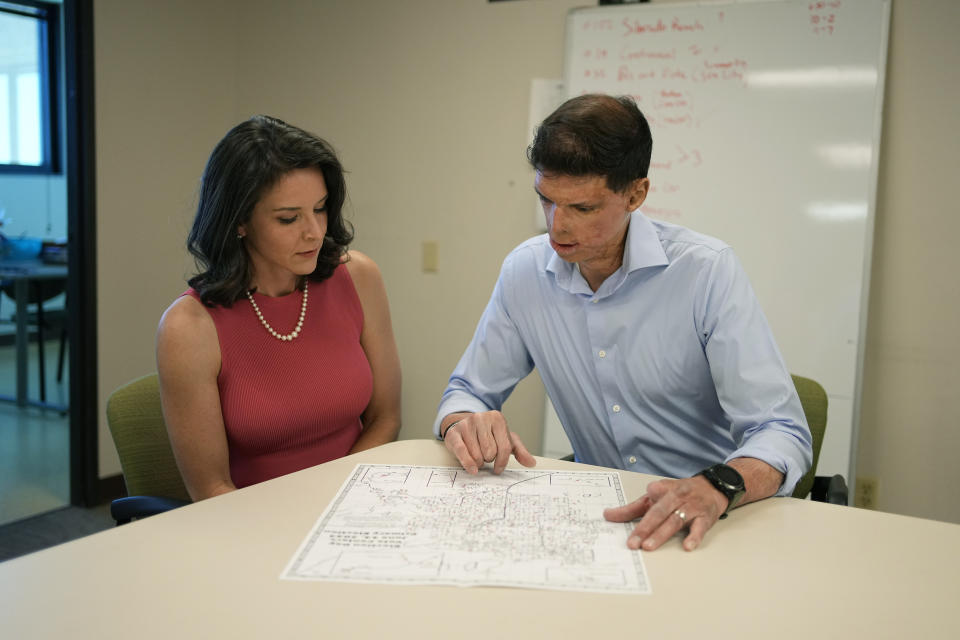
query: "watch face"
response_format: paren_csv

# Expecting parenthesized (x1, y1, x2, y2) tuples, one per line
(714, 465, 742, 487)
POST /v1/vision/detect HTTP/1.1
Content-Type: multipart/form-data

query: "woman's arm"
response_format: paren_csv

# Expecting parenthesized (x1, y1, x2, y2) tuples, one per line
(344, 251, 402, 452)
(156, 296, 236, 500)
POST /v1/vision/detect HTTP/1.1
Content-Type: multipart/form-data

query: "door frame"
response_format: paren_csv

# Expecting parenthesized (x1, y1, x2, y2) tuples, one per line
(64, 0, 99, 506)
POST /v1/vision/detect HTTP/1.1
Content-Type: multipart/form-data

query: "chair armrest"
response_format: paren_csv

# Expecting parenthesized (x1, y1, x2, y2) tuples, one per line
(810, 474, 848, 506)
(111, 496, 190, 525)
(825, 474, 849, 505)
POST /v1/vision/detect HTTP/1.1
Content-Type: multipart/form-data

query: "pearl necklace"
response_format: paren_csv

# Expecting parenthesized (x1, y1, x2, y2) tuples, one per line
(245, 281, 308, 342)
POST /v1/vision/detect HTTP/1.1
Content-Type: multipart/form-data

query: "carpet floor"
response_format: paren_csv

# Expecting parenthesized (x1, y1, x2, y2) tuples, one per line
(0, 503, 114, 563)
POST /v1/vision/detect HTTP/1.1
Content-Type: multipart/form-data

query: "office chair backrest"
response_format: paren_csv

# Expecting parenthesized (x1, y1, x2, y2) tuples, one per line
(790, 374, 828, 500)
(106, 373, 190, 502)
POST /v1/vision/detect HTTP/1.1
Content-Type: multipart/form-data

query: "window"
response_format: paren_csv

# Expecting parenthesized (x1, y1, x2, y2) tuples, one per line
(0, 0, 59, 173)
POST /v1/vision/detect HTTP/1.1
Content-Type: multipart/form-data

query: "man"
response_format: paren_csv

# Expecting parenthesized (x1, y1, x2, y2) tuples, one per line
(435, 94, 812, 552)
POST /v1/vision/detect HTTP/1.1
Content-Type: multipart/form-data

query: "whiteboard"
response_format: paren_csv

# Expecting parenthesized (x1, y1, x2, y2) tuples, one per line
(543, 0, 890, 484)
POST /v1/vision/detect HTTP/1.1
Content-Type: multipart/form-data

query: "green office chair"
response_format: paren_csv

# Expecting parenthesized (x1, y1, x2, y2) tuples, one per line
(106, 373, 191, 525)
(790, 374, 847, 504)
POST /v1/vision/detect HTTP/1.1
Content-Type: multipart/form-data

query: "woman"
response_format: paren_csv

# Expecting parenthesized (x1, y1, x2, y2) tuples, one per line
(157, 115, 401, 500)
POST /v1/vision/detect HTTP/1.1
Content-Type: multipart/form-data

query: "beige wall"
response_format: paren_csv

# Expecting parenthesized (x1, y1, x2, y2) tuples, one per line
(94, 0, 960, 524)
(94, 0, 243, 470)
(230, 0, 582, 454)
(857, 0, 960, 521)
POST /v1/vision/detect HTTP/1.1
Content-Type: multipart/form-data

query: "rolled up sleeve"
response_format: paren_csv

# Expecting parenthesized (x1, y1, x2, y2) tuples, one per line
(698, 249, 813, 495)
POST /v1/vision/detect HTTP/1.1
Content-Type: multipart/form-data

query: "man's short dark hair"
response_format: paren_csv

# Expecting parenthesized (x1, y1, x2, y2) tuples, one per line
(527, 94, 652, 193)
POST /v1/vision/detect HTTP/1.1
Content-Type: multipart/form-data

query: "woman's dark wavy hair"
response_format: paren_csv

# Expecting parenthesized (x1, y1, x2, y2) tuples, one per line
(527, 94, 652, 193)
(187, 115, 353, 306)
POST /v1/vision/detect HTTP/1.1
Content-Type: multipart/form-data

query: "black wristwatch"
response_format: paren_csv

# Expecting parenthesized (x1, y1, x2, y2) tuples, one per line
(697, 464, 745, 519)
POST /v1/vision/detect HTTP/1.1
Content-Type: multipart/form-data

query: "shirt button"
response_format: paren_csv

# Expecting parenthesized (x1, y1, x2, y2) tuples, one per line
(628, 456, 637, 464)
(598, 350, 606, 358)
(612, 404, 621, 413)
(591, 299, 598, 304)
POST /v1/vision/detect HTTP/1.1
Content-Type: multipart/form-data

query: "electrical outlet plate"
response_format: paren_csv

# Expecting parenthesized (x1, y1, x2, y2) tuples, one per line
(422, 241, 438, 273)
(855, 476, 878, 509)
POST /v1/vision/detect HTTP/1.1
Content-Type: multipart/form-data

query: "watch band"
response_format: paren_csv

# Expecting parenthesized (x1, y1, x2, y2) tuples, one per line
(698, 463, 746, 519)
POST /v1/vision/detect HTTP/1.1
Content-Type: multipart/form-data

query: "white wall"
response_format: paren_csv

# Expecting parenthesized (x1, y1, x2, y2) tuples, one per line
(230, 0, 583, 450)
(856, 0, 960, 521)
(93, 0, 579, 475)
(94, 0, 241, 472)
(94, 0, 960, 525)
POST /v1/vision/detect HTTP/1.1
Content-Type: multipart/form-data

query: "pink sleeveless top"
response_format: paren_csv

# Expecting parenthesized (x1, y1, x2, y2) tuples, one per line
(186, 264, 372, 488)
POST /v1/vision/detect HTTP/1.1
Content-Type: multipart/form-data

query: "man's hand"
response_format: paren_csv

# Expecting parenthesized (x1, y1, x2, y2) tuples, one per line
(441, 411, 537, 474)
(604, 457, 783, 551)
(603, 475, 727, 552)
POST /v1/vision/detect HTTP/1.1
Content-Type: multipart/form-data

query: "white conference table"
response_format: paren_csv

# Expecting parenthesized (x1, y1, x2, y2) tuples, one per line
(1, 440, 958, 639)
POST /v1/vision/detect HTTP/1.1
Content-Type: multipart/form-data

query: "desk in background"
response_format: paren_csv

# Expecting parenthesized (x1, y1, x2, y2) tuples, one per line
(0, 259, 68, 410)
(1, 440, 957, 639)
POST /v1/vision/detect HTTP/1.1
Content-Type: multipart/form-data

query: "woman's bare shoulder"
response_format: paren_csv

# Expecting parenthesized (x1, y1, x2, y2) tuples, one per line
(160, 294, 211, 330)
(157, 294, 219, 351)
(343, 250, 384, 288)
(157, 294, 223, 384)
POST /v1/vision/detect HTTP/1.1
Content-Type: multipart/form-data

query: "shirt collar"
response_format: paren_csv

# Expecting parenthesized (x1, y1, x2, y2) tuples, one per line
(545, 210, 669, 294)
(623, 210, 670, 273)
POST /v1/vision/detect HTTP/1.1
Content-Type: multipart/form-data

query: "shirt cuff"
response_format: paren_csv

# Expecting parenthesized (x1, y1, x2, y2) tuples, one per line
(725, 433, 812, 497)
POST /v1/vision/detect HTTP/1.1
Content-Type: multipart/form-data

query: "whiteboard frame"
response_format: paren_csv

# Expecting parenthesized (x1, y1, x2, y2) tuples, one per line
(847, 0, 891, 489)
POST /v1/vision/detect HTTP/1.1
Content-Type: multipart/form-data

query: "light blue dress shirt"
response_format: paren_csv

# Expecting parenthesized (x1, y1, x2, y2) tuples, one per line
(435, 211, 812, 495)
